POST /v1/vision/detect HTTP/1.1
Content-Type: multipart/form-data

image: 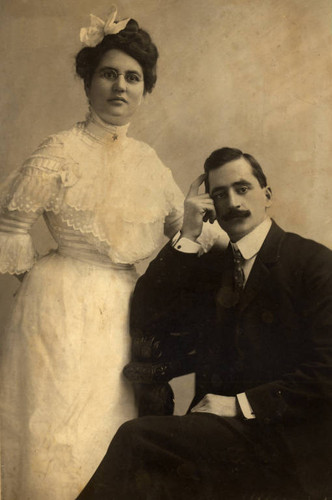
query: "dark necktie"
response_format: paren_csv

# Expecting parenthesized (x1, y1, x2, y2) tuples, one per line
(233, 246, 245, 293)
(215, 245, 245, 310)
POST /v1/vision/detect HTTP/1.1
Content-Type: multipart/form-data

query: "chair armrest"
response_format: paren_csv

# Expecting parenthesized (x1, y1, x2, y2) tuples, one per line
(123, 352, 196, 383)
(123, 331, 196, 383)
(123, 331, 197, 416)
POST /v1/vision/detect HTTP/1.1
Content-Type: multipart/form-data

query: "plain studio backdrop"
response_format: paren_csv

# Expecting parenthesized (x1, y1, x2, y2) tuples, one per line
(0, 0, 331, 414)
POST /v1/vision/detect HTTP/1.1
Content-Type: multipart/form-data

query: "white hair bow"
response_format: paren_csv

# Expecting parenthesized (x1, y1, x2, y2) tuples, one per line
(80, 6, 130, 47)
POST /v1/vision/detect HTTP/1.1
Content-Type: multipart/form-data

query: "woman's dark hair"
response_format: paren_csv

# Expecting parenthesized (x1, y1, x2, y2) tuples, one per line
(76, 19, 158, 94)
(204, 147, 267, 192)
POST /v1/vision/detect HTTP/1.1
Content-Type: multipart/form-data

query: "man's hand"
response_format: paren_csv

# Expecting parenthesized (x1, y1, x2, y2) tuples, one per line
(191, 394, 238, 417)
(180, 174, 216, 242)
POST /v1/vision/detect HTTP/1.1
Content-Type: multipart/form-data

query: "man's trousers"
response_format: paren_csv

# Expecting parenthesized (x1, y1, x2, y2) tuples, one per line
(77, 413, 305, 500)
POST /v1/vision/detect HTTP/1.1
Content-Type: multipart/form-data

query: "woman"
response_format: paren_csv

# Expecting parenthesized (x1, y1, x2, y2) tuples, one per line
(0, 9, 187, 500)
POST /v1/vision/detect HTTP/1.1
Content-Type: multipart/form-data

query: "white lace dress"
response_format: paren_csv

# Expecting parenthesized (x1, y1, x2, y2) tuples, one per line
(0, 114, 185, 499)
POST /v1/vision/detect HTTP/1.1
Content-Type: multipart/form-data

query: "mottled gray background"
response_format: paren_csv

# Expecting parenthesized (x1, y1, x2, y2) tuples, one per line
(0, 0, 331, 413)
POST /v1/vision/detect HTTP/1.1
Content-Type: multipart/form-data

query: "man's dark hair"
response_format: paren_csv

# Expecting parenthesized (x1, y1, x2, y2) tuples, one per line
(204, 147, 267, 191)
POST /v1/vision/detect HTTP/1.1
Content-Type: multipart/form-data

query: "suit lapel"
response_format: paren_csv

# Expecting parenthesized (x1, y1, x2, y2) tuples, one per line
(238, 257, 270, 313)
(238, 220, 286, 313)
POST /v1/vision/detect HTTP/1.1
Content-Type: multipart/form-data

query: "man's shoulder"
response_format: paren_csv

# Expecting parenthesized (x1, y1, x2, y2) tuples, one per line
(281, 228, 331, 259)
(268, 222, 332, 277)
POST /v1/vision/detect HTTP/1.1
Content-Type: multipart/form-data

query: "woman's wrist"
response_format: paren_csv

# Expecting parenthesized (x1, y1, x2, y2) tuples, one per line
(15, 272, 27, 282)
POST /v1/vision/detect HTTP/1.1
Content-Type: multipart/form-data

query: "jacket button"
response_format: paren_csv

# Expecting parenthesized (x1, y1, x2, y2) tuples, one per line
(261, 310, 274, 324)
(236, 326, 244, 336)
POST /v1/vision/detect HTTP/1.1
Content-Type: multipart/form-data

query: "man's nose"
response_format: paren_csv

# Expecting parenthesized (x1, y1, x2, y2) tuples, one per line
(113, 74, 126, 92)
(228, 190, 241, 208)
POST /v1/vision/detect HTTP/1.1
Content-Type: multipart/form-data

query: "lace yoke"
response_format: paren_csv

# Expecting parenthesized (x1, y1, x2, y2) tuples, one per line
(0, 117, 184, 271)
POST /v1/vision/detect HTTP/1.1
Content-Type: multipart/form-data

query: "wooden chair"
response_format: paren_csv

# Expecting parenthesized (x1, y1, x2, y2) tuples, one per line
(123, 330, 196, 416)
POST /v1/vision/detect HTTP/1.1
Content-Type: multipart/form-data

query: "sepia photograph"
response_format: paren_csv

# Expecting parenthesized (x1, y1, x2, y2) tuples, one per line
(0, 0, 331, 498)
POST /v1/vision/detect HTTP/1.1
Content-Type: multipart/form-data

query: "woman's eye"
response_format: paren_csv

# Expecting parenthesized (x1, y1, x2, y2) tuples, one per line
(102, 69, 118, 80)
(126, 73, 141, 83)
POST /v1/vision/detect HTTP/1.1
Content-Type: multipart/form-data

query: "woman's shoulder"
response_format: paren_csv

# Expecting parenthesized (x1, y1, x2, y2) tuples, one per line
(126, 137, 171, 171)
(127, 136, 156, 154)
(34, 123, 82, 151)
(22, 124, 82, 179)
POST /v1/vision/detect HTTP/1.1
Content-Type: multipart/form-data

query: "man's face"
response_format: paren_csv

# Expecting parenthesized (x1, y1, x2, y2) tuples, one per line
(208, 158, 272, 242)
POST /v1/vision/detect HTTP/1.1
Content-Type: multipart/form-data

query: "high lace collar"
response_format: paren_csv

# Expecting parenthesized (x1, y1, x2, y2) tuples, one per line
(84, 108, 130, 144)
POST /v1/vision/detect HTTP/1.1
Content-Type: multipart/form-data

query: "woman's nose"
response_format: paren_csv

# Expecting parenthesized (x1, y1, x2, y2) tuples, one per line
(112, 74, 126, 91)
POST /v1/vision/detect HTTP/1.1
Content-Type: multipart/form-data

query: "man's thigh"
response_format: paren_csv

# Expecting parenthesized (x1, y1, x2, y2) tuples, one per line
(79, 413, 301, 499)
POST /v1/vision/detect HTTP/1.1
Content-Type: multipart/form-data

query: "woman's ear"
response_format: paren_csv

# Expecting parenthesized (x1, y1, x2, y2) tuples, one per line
(84, 82, 90, 99)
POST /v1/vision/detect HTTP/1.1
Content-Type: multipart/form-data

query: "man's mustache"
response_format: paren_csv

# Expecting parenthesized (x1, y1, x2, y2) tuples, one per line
(220, 209, 251, 221)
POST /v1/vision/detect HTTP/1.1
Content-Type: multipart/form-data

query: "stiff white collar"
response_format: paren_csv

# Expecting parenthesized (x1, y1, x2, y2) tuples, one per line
(231, 217, 272, 260)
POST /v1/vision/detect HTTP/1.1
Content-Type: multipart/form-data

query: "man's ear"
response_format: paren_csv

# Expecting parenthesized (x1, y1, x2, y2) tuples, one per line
(265, 186, 273, 207)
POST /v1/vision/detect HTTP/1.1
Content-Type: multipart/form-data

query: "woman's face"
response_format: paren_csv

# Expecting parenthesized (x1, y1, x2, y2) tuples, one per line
(86, 49, 145, 126)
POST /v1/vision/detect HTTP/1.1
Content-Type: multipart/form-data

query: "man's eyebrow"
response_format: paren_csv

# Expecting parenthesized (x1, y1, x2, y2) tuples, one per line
(211, 186, 226, 196)
(233, 180, 252, 187)
(211, 180, 252, 195)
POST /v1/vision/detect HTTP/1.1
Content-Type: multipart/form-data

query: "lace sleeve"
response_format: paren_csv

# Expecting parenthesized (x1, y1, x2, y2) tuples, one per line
(0, 134, 76, 274)
(163, 169, 184, 239)
(0, 210, 38, 274)
(0, 135, 76, 214)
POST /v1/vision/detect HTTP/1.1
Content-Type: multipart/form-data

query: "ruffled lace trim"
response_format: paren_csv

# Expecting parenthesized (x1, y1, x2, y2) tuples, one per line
(0, 232, 36, 274)
(0, 167, 67, 214)
(0, 123, 185, 263)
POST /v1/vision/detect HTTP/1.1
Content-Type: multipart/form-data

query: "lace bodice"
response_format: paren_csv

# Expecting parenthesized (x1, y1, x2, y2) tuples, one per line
(0, 114, 184, 273)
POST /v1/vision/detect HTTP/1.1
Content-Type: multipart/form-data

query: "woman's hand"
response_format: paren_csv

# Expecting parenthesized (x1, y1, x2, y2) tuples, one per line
(15, 272, 27, 282)
(180, 174, 216, 242)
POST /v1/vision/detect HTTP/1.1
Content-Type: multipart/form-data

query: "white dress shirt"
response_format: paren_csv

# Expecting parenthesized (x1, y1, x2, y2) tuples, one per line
(230, 217, 272, 286)
(172, 217, 272, 419)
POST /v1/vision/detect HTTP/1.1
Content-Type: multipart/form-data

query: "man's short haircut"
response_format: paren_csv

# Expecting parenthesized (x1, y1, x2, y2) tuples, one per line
(204, 147, 267, 191)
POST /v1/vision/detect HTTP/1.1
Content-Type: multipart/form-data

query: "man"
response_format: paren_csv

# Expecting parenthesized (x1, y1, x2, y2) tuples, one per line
(78, 148, 332, 499)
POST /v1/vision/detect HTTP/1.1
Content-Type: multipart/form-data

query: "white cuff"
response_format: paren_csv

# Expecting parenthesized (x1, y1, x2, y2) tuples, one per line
(172, 231, 201, 254)
(237, 392, 256, 419)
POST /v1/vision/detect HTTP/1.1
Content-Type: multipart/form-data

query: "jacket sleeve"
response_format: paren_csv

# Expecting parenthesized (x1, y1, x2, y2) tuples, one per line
(130, 242, 203, 338)
(246, 242, 332, 424)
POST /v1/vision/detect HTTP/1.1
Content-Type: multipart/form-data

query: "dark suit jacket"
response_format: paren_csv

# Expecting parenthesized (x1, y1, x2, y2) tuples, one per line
(130, 221, 332, 496)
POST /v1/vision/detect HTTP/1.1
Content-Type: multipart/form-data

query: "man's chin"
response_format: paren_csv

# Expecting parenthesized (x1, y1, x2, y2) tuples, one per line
(219, 218, 249, 242)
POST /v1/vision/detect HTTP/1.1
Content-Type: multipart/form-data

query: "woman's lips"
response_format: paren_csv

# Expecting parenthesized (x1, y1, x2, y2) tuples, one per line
(108, 97, 127, 104)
